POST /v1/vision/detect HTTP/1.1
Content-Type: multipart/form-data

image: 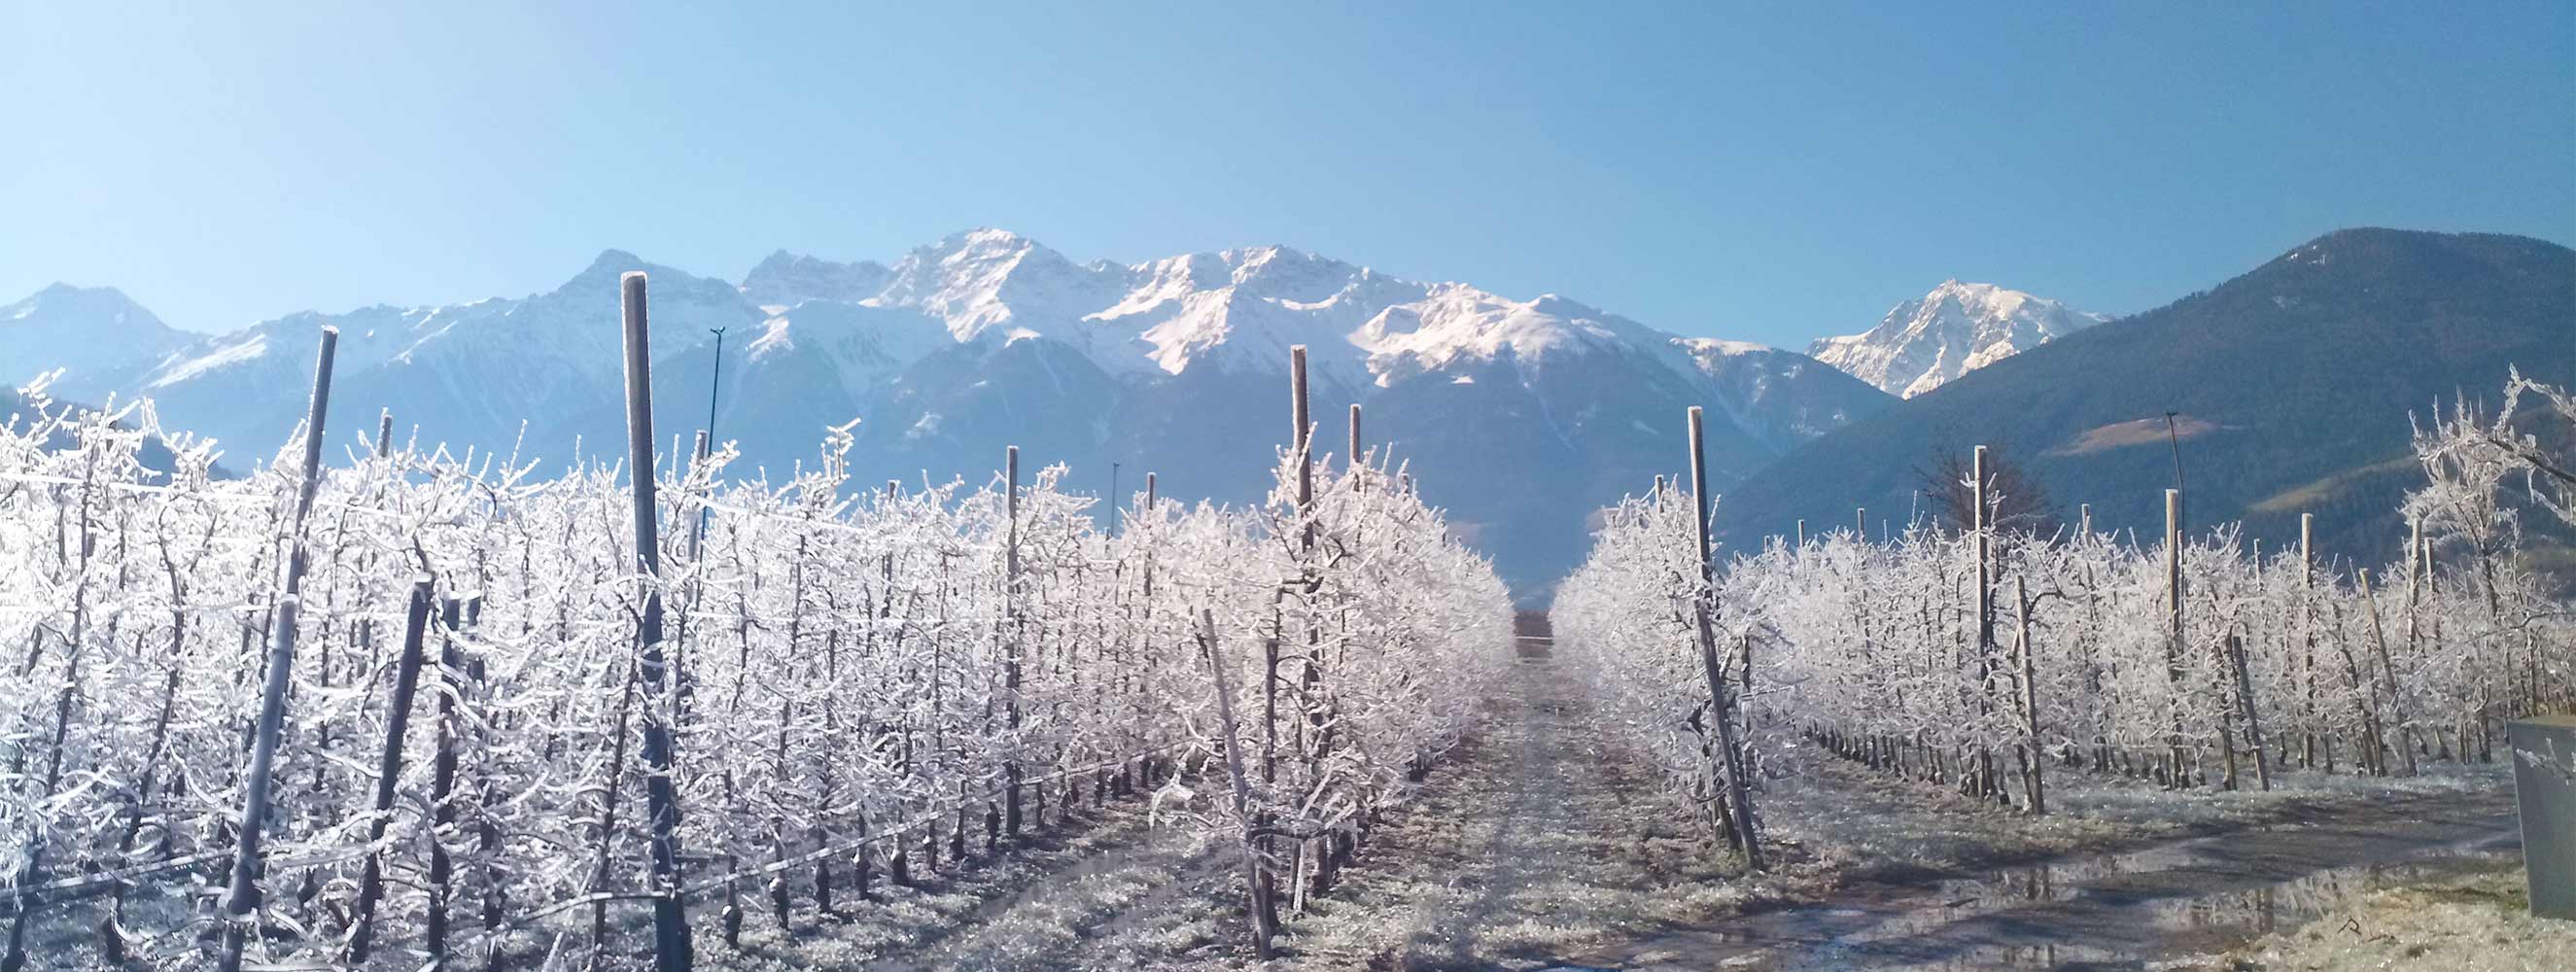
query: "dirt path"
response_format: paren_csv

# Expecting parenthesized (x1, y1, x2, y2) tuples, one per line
(1263, 620, 1754, 970)
(709, 619, 2522, 972)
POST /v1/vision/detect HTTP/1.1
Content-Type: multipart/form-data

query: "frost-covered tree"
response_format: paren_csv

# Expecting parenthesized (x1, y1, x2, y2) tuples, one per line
(0, 369, 1509, 968)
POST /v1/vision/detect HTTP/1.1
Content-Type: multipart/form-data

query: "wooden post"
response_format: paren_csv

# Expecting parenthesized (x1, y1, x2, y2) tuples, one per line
(618, 271, 692, 972)
(1688, 406, 1764, 870)
(1973, 447, 1993, 648)
(1856, 506, 1866, 539)
(426, 599, 464, 963)
(1794, 518, 1805, 549)
(375, 408, 395, 458)
(1973, 446, 1998, 799)
(2301, 512, 2319, 770)
(2164, 488, 2188, 786)
(1289, 346, 1322, 909)
(2078, 503, 2091, 536)
(1292, 346, 1314, 522)
(2016, 576, 2044, 816)
(216, 327, 337, 972)
(345, 579, 434, 964)
(1348, 402, 1363, 475)
(1004, 444, 1024, 836)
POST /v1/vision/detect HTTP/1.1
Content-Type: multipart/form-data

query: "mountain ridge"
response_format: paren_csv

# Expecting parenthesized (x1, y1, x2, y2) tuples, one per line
(6, 229, 1894, 598)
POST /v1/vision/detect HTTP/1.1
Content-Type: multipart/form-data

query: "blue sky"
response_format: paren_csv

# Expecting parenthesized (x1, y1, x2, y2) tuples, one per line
(5, 1, 2568, 347)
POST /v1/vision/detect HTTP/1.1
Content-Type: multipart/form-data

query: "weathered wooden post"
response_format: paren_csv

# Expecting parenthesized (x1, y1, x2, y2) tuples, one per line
(345, 579, 434, 964)
(1349, 402, 1363, 475)
(2164, 488, 2188, 786)
(1278, 345, 1317, 914)
(1292, 346, 1313, 516)
(1856, 506, 1866, 539)
(1688, 406, 1764, 870)
(1004, 444, 1024, 837)
(1973, 446, 1999, 799)
(2301, 512, 2321, 770)
(619, 271, 693, 972)
(215, 326, 337, 972)
(1973, 446, 1992, 642)
(426, 598, 466, 964)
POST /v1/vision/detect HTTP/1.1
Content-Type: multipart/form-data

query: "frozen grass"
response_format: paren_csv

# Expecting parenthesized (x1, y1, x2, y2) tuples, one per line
(681, 797, 1239, 972)
(1757, 739, 2514, 893)
(2213, 867, 2574, 971)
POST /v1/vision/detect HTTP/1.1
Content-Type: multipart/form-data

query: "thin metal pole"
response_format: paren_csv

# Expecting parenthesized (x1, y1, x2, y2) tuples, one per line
(695, 327, 726, 548)
(2165, 411, 2186, 544)
(706, 327, 727, 444)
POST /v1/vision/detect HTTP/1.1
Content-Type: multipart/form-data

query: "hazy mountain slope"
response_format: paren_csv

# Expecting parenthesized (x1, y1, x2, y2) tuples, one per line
(122, 252, 768, 470)
(1810, 281, 2106, 398)
(740, 250, 893, 307)
(2, 284, 194, 391)
(1719, 228, 2576, 566)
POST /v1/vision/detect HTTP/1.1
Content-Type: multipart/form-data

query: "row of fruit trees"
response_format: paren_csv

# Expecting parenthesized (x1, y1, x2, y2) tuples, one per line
(0, 275, 1512, 970)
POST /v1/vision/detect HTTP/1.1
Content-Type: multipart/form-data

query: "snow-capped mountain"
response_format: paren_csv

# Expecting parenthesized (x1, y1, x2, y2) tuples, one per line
(2, 284, 193, 390)
(1809, 280, 2107, 399)
(7, 230, 1895, 597)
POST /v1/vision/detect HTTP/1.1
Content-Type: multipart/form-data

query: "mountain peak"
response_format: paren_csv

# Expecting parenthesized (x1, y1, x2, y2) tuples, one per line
(8, 282, 161, 326)
(587, 248, 644, 272)
(876, 228, 1128, 341)
(3, 282, 191, 387)
(1809, 280, 2103, 399)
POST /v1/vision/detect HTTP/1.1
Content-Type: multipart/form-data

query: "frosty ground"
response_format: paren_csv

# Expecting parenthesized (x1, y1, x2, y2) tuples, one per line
(644, 624, 2529, 972)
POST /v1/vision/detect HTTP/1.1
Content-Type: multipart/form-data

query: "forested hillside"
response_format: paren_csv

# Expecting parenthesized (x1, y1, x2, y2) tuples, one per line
(1714, 228, 2576, 568)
